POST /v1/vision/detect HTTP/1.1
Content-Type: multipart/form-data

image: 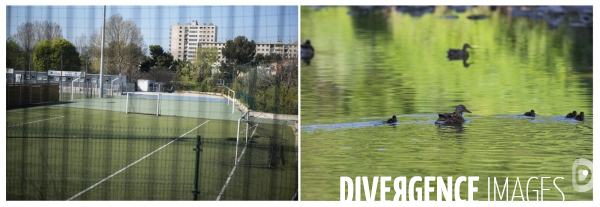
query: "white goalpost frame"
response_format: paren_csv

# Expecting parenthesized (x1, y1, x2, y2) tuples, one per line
(110, 77, 120, 97)
(221, 84, 235, 114)
(125, 92, 161, 116)
(71, 78, 80, 101)
(235, 110, 250, 165)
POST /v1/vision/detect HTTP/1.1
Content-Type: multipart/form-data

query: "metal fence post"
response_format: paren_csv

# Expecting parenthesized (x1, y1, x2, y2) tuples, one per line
(192, 135, 201, 200)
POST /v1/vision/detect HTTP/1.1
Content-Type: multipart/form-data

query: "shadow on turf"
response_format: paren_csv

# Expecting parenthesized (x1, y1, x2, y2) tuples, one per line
(6, 101, 76, 110)
(225, 137, 259, 144)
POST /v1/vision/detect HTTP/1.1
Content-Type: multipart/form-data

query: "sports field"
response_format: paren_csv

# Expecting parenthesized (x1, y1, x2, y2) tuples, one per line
(6, 93, 297, 200)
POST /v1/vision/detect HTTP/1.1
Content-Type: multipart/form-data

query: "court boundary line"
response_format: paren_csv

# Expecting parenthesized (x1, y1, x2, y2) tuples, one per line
(7, 116, 65, 128)
(66, 120, 211, 201)
(216, 124, 258, 201)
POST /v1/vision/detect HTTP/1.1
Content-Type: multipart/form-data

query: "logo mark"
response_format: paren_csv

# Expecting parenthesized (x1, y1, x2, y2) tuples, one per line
(572, 158, 593, 192)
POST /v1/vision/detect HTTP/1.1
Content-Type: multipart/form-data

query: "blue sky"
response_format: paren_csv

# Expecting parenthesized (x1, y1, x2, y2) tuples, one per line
(6, 5, 299, 53)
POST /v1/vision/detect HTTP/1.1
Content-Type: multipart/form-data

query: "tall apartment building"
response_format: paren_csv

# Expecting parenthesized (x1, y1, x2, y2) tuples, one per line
(170, 21, 297, 63)
(170, 20, 218, 62)
(254, 40, 298, 60)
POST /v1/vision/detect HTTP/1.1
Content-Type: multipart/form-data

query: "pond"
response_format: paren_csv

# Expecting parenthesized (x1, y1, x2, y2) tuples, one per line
(300, 6, 592, 201)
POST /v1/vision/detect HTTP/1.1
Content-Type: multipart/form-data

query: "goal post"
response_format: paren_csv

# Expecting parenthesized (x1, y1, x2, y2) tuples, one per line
(125, 93, 161, 116)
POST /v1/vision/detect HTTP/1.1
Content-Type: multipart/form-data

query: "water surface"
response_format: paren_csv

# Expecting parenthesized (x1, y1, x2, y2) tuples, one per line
(300, 6, 592, 201)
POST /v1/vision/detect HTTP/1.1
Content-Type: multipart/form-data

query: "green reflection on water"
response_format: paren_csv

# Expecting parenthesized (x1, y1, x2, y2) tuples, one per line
(300, 6, 592, 201)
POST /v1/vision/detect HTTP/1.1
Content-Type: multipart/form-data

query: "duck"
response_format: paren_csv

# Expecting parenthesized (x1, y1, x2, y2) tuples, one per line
(447, 43, 473, 59)
(386, 115, 397, 123)
(566, 111, 577, 118)
(435, 104, 472, 125)
(301, 40, 314, 65)
(524, 110, 536, 117)
(467, 14, 489, 20)
(575, 112, 585, 121)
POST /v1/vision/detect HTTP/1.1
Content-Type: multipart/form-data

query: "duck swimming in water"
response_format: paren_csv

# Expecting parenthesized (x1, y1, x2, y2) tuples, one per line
(386, 115, 397, 123)
(447, 43, 473, 59)
(524, 110, 536, 117)
(435, 104, 472, 125)
(301, 40, 314, 65)
(575, 112, 585, 121)
(566, 111, 577, 118)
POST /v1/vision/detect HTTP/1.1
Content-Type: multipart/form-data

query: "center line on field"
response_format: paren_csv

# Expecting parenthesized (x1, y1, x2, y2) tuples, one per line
(67, 120, 210, 201)
(7, 116, 65, 127)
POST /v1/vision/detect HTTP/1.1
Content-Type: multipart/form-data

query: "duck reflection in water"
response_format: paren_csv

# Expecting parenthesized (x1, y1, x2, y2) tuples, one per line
(447, 43, 474, 68)
(436, 123, 465, 133)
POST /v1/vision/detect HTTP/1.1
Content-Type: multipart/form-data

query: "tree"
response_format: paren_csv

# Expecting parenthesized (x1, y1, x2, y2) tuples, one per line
(175, 60, 197, 89)
(157, 53, 174, 67)
(253, 53, 265, 65)
(33, 21, 63, 43)
(74, 33, 92, 72)
(89, 14, 146, 78)
(33, 38, 81, 72)
(264, 53, 283, 63)
(12, 21, 63, 71)
(148, 45, 174, 67)
(193, 46, 218, 81)
(32, 40, 53, 71)
(6, 38, 25, 70)
(222, 36, 256, 76)
(14, 22, 35, 70)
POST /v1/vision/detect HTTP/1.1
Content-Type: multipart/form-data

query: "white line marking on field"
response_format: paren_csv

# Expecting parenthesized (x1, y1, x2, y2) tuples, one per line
(216, 124, 258, 201)
(67, 120, 210, 201)
(7, 106, 57, 113)
(7, 116, 65, 127)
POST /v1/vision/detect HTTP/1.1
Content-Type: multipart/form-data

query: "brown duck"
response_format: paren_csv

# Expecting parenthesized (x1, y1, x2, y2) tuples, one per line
(435, 104, 472, 125)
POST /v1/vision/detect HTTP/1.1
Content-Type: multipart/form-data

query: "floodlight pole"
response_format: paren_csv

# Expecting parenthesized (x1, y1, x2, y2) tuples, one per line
(99, 5, 106, 98)
(59, 52, 63, 100)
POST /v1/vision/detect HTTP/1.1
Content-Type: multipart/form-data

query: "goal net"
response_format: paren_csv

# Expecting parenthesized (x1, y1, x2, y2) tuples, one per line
(125, 93, 161, 116)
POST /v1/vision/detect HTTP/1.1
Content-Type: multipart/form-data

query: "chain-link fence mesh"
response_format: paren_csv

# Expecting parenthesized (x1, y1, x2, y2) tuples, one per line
(6, 5, 298, 200)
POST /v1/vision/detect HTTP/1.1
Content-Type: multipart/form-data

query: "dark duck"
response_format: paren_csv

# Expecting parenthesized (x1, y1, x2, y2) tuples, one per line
(386, 115, 397, 123)
(524, 110, 536, 117)
(575, 112, 585, 121)
(435, 104, 472, 125)
(447, 43, 473, 59)
(301, 40, 314, 65)
(566, 111, 577, 118)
